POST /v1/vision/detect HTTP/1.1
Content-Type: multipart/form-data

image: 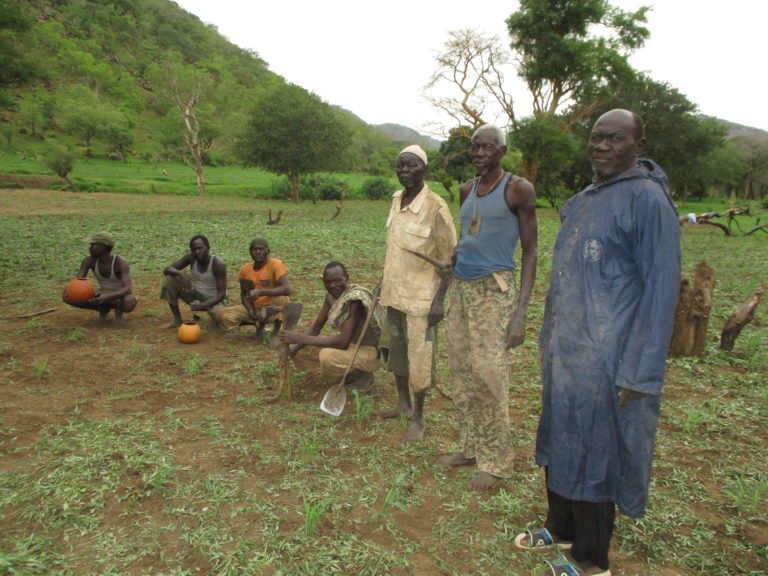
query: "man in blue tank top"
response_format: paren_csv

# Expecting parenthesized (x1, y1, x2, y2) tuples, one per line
(434, 125, 538, 491)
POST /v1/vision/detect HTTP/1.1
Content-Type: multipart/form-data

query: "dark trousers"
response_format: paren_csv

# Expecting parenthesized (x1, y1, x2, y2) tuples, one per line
(544, 469, 616, 570)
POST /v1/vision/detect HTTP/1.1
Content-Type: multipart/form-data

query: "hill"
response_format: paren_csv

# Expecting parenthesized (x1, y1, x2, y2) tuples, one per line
(1, 0, 437, 172)
(374, 124, 443, 150)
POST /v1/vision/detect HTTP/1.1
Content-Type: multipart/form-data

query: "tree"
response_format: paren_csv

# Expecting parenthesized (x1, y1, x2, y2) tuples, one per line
(0, 0, 37, 108)
(57, 86, 131, 157)
(423, 30, 517, 136)
(148, 53, 217, 194)
(510, 116, 578, 207)
(427, 0, 650, 183)
(238, 83, 350, 202)
(580, 75, 731, 199)
(731, 134, 768, 201)
(45, 145, 77, 190)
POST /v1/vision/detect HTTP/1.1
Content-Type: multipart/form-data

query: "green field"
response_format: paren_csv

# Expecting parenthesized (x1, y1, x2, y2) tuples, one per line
(0, 181, 765, 575)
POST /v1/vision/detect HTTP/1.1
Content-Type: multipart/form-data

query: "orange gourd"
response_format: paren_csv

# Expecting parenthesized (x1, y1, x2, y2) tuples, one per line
(178, 321, 201, 344)
(65, 277, 96, 302)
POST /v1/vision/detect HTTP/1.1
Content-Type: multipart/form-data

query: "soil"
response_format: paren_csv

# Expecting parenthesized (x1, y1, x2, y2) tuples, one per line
(0, 189, 765, 575)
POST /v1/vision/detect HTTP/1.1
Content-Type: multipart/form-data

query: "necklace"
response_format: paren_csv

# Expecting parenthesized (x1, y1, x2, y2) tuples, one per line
(476, 170, 505, 195)
(468, 170, 505, 236)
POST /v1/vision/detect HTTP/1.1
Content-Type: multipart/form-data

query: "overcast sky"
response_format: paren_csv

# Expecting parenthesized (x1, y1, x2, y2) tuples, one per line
(174, 0, 768, 134)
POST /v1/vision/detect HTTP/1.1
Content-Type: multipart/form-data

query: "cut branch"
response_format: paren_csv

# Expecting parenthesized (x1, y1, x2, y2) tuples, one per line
(720, 287, 764, 351)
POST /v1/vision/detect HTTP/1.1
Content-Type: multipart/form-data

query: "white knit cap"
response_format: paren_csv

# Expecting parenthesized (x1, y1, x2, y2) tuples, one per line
(398, 144, 428, 166)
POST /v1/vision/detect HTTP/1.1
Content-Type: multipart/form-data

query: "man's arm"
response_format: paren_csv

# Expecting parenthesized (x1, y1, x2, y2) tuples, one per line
(63, 257, 94, 303)
(163, 253, 194, 292)
(280, 298, 365, 353)
(505, 177, 538, 349)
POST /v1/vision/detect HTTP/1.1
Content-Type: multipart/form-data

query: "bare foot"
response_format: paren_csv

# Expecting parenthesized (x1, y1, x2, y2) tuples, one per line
(162, 319, 182, 329)
(402, 421, 424, 443)
(377, 406, 412, 419)
(114, 309, 124, 321)
(470, 471, 503, 491)
(435, 453, 477, 467)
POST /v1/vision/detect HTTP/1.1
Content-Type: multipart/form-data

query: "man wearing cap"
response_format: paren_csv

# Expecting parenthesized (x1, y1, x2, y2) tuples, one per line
(159, 234, 228, 328)
(379, 144, 457, 443)
(217, 237, 292, 338)
(63, 231, 138, 320)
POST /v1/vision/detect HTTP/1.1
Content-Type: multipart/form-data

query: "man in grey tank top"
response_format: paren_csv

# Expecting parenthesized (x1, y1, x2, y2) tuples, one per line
(160, 234, 228, 328)
(434, 125, 538, 491)
(63, 231, 138, 320)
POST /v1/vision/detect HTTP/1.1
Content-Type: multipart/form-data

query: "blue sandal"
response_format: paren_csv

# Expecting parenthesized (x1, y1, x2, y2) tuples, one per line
(539, 554, 611, 576)
(514, 527, 572, 550)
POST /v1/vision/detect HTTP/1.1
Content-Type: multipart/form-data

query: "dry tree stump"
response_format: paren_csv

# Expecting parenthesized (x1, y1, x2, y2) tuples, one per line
(669, 261, 715, 358)
(720, 288, 764, 351)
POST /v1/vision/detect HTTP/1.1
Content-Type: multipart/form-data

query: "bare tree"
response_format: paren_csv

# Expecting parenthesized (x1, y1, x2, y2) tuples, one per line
(167, 71, 211, 195)
(422, 29, 517, 137)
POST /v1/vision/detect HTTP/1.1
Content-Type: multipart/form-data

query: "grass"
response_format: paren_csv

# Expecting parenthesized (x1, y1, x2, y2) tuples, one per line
(0, 178, 766, 575)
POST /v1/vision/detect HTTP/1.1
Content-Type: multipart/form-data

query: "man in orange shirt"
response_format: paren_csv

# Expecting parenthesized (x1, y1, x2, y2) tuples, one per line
(217, 238, 292, 339)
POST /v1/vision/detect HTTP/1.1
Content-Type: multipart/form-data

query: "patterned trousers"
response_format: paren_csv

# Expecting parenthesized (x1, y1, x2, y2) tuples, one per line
(446, 271, 516, 478)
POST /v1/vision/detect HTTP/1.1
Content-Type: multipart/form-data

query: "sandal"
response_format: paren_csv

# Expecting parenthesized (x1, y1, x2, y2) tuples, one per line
(538, 554, 611, 576)
(514, 527, 572, 550)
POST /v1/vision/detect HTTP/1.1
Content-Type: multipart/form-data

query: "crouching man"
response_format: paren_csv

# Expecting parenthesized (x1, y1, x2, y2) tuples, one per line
(279, 261, 381, 392)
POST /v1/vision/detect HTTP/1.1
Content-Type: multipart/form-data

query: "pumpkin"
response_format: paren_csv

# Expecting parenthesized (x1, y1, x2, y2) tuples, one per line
(178, 321, 201, 344)
(65, 277, 96, 302)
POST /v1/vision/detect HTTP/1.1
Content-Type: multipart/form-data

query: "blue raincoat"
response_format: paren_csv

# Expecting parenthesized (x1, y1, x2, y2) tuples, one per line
(535, 159, 681, 518)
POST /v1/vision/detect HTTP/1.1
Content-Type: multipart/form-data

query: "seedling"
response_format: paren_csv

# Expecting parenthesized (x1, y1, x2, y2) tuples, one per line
(33, 358, 49, 379)
(302, 496, 329, 537)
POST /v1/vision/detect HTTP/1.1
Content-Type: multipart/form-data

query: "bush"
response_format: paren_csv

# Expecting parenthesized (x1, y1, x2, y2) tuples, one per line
(362, 177, 394, 200)
(300, 174, 345, 201)
(44, 146, 76, 179)
(270, 177, 291, 200)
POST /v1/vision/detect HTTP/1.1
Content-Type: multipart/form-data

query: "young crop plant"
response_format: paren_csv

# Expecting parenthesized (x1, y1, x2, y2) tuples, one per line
(301, 495, 330, 538)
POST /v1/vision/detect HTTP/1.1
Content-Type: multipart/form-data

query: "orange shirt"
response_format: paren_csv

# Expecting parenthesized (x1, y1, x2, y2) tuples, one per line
(237, 258, 288, 309)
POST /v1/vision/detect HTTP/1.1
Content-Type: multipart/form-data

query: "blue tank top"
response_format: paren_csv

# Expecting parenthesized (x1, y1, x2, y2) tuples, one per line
(453, 173, 520, 280)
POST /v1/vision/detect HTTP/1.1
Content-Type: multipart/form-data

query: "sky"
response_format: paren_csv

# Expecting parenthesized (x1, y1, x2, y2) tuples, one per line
(173, 0, 768, 135)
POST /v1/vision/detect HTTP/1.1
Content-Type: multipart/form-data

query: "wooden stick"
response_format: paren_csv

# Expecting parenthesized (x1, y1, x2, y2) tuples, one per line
(17, 307, 59, 319)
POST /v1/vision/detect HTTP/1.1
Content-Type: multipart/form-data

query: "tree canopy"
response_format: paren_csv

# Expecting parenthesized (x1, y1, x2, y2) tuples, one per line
(237, 83, 351, 201)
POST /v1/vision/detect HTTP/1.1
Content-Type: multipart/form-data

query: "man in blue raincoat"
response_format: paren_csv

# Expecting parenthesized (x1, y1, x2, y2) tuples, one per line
(514, 109, 681, 576)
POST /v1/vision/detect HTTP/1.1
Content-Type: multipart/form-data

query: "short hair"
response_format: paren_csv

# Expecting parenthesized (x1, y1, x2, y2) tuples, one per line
(323, 261, 348, 277)
(472, 124, 507, 147)
(189, 234, 210, 250)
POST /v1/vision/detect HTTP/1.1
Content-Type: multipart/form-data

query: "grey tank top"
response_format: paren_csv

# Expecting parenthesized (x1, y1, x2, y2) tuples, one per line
(93, 255, 123, 292)
(191, 256, 220, 299)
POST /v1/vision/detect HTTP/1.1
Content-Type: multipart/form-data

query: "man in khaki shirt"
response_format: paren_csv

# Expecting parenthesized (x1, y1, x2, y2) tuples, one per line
(379, 145, 457, 442)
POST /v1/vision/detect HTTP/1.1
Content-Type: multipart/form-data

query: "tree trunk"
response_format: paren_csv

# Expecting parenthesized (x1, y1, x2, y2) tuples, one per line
(668, 262, 715, 358)
(289, 172, 299, 202)
(720, 288, 763, 351)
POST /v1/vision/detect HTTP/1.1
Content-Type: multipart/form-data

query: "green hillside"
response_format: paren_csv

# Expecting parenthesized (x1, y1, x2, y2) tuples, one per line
(0, 0, 397, 172)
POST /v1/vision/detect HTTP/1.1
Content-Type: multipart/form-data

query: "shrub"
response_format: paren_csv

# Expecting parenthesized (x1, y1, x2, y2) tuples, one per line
(270, 177, 291, 200)
(44, 146, 76, 180)
(362, 177, 394, 200)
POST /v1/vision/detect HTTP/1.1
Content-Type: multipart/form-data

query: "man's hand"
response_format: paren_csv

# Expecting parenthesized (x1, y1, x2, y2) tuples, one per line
(618, 387, 646, 408)
(505, 316, 526, 349)
(89, 293, 108, 306)
(248, 288, 263, 300)
(278, 330, 301, 345)
(428, 300, 444, 328)
(189, 300, 205, 312)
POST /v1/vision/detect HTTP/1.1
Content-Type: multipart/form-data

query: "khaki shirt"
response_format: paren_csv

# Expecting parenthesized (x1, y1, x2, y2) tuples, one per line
(380, 185, 457, 316)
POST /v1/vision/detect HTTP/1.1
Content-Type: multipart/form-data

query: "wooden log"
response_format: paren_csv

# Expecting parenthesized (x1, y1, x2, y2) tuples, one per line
(668, 262, 715, 357)
(267, 209, 283, 225)
(720, 288, 764, 351)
